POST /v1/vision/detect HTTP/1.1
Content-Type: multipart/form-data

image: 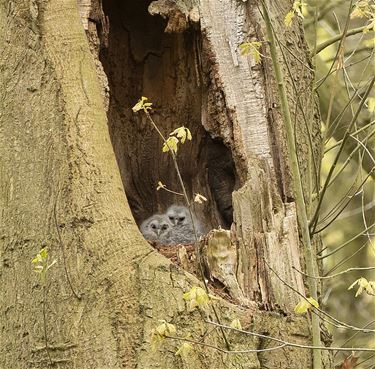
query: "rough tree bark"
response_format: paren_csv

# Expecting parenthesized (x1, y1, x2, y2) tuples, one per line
(0, 0, 330, 368)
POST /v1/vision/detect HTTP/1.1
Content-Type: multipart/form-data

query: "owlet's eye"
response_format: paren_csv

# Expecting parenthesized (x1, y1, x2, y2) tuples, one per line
(179, 217, 185, 222)
(162, 224, 168, 230)
(151, 224, 156, 229)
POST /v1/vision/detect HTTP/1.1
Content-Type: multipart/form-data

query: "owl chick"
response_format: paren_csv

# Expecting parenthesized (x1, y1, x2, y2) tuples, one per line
(166, 205, 204, 244)
(166, 205, 205, 234)
(169, 223, 196, 244)
(140, 214, 173, 244)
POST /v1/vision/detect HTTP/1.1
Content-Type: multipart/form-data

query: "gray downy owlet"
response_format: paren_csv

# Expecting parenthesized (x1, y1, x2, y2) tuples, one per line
(166, 205, 204, 244)
(140, 214, 173, 245)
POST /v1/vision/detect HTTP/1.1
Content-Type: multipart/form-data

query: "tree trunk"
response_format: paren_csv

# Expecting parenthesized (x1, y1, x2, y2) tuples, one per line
(0, 0, 329, 368)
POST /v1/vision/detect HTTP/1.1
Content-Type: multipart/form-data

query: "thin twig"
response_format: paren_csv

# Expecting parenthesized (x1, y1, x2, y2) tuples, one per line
(314, 25, 370, 56)
(315, 1, 353, 90)
(165, 335, 287, 354)
(310, 76, 375, 233)
(304, 0, 347, 27)
(325, 120, 375, 153)
(334, 320, 375, 358)
(205, 321, 375, 352)
(321, 129, 375, 194)
(317, 220, 375, 258)
(323, 241, 368, 276)
(293, 266, 375, 280)
(158, 186, 184, 197)
(314, 169, 374, 234)
(317, 54, 372, 85)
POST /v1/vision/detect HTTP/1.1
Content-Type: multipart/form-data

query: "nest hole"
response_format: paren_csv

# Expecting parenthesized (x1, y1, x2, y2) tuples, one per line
(99, 0, 238, 231)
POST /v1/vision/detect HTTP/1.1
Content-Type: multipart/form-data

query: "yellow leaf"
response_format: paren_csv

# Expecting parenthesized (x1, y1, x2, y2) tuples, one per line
(307, 297, 319, 308)
(292, 1, 306, 19)
(284, 11, 295, 27)
(155, 320, 176, 337)
(40, 247, 48, 260)
(150, 329, 165, 351)
(251, 47, 262, 64)
(32, 255, 42, 264)
(194, 193, 208, 204)
(170, 126, 192, 144)
(240, 41, 262, 64)
(366, 97, 375, 113)
(183, 286, 196, 301)
(162, 136, 179, 153)
(230, 318, 242, 330)
(294, 297, 319, 314)
(362, 37, 375, 47)
(351, 7, 366, 19)
(183, 286, 211, 310)
(175, 343, 193, 357)
(196, 287, 210, 305)
(132, 96, 152, 112)
(156, 181, 166, 191)
(351, 0, 374, 19)
(239, 42, 251, 56)
(349, 277, 375, 297)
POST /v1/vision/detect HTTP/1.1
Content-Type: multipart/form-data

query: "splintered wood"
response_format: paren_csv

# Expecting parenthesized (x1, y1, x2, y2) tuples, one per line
(232, 161, 305, 312)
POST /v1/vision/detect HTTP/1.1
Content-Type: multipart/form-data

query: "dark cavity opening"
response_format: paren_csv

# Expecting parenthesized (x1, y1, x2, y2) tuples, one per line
(100, 0, 237, 230)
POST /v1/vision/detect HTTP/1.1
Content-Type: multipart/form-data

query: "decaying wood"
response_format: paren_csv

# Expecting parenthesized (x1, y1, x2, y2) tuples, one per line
(232, 160, 305, 311)
(196, 0, 315, 313)
(199, 229, 251, 306)
(148, 0, 200, 33)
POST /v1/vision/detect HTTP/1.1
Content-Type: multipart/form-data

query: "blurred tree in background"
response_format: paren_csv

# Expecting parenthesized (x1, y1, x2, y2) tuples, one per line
(304, 1, 375, 366)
